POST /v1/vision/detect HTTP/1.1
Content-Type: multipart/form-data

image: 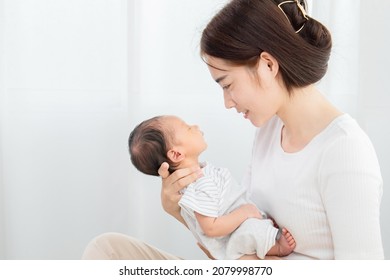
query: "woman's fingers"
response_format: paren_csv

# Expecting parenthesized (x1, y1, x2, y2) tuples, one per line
(159, 163, 203, 217)
(161, 164, 202, 193)
(172, 167, 202, 190)
(158, 162, 170, 179)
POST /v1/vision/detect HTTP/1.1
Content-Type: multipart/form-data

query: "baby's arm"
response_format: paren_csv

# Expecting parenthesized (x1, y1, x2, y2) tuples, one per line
(195, 204, 262, 237)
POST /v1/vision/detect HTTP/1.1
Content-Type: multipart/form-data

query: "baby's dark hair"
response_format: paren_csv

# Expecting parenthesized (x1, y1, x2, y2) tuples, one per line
(128, 116, 178, 176)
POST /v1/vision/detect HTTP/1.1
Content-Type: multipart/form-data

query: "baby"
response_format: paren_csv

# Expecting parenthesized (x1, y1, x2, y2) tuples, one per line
(128, 115, 296, 259)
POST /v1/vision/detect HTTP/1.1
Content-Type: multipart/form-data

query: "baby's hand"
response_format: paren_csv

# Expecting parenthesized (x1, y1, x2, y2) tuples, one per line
(239, 204, 263, 219)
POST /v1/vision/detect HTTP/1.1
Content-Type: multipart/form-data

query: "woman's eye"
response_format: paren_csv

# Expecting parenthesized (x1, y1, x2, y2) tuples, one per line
(222, 84, 231, 90)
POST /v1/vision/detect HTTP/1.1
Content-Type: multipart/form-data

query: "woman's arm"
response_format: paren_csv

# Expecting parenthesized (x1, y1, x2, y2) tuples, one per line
(195, 204, 262, 237)
(158, 162, 202, 226)
(320, 135, 384, 259)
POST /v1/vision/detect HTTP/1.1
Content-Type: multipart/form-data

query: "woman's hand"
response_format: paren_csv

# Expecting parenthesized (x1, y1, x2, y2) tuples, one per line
(158, 162, 202, 224)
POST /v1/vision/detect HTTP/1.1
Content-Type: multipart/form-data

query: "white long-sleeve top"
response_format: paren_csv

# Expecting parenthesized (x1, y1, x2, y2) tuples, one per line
(245, 114, 384, 259)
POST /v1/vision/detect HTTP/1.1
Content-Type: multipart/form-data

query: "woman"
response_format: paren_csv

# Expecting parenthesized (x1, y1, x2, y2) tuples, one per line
(83, 0, 383, 259)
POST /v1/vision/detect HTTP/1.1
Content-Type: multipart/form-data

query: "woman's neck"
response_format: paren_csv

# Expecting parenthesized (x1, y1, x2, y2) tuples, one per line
(277, 86, 343, 153)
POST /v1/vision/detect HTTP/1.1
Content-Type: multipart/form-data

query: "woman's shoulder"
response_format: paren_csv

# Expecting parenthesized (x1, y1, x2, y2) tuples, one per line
(319, 114, 381, 173)
(326, 114, 364, 135)
(321, 114, 374, 149)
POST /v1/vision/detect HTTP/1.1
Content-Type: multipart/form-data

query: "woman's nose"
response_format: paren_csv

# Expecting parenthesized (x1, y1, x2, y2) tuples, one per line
(223, 91, 235, 109)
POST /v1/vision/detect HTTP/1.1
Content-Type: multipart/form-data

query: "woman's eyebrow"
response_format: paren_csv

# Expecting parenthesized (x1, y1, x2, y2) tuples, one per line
(215, 75, 228, 84)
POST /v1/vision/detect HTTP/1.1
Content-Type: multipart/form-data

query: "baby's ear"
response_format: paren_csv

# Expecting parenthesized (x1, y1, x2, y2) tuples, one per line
(167, 148, 185, 163)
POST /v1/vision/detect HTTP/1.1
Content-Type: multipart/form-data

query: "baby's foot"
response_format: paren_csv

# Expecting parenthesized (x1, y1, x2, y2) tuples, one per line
(276, 228, 296, 257)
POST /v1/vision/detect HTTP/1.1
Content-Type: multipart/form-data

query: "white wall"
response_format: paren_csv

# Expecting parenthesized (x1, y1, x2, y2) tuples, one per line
(358, 0, 390, 259)
(1, 0, 130, 259)
(0, 0, 6, 260)
(0, 0, 389, 259)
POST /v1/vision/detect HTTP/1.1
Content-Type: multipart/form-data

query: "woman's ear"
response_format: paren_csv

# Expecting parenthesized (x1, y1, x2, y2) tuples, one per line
(259, 52, 279, 77)
(167, 148, 185, 163)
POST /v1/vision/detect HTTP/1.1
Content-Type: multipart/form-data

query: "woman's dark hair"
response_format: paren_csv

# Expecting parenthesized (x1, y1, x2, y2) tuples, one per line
(200, 0, 332, 92)
(128, 116, 178, 176)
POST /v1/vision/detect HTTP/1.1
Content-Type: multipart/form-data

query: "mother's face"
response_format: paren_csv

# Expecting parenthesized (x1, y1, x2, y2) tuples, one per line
(205, 54, 285, 127)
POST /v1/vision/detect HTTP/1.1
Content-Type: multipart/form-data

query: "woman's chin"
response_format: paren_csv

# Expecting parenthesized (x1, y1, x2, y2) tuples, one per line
(249, 117, 268, 128)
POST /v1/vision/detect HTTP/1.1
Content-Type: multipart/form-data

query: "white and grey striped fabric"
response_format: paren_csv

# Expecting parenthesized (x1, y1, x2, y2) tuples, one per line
(179, 162, 278, 259)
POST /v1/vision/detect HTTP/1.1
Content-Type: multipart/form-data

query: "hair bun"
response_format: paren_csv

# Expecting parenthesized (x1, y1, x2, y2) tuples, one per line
(299, 18, 332, 50)
(201, 0, 333, 90)
(277, 0, 331, 50)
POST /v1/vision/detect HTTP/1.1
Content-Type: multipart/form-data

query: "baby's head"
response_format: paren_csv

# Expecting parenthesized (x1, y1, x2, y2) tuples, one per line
(128, 115, 207, 176)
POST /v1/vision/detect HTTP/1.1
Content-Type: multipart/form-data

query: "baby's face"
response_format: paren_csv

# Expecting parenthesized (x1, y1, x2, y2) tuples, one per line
(163, 116, 208, 156)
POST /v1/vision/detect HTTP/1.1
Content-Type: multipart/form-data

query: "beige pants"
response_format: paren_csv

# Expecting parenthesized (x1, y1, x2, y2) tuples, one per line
(82, 232, 181, 260)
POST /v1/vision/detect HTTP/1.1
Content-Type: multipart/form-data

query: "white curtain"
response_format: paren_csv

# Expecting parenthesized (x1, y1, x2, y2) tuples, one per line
(0, 0, 131, 259)
(0, 0, 5, 258)
(0, 0, 389, 259)
(313, 0, 390, 259)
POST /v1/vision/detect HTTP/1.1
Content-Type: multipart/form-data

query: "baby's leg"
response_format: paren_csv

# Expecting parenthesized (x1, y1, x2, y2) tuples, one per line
(267, 228, 296, 257)
(226, 218, 278, 259)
